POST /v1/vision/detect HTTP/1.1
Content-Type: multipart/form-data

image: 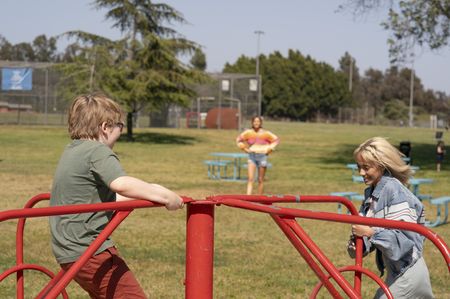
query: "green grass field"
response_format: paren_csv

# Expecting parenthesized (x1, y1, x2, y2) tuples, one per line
(0, 122, 449, 298)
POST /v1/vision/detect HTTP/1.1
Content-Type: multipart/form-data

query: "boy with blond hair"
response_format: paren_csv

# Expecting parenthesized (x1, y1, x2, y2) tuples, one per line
(50, 93, 183, 298)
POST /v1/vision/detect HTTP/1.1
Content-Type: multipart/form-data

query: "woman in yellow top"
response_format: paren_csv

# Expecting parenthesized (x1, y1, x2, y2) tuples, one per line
(236, 116, 280, 195)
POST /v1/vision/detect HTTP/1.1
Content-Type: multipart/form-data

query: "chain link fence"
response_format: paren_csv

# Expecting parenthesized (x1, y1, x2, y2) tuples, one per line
(0, 63, 261, 130)
(1, 61, 443, 129)
(0, 61, 70, 125)
(147, 73, 261, 130)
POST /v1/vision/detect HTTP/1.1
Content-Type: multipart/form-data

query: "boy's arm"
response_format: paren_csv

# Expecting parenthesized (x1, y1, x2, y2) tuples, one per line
(110, 176, 183, 210)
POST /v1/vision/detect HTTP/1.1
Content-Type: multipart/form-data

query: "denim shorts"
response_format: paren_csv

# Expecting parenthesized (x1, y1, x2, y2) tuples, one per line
(248, 153, 268, 168)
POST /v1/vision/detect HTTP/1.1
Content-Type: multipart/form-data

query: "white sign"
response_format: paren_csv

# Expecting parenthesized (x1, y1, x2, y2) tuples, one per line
(249, 79, 258, 91)
(221, 79, 230, 91)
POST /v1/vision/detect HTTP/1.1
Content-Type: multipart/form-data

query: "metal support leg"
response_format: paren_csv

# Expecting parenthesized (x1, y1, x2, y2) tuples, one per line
(185, 203, 215, 299)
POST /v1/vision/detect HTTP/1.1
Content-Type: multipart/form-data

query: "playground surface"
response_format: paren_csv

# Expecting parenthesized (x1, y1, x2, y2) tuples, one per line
(0, 122, 449, 298)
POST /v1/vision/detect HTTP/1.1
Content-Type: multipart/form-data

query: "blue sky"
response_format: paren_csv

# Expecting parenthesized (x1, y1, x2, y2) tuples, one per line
(1, 0, 449, 94)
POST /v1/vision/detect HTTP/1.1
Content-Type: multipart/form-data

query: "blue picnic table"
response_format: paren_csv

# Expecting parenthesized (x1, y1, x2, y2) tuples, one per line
(330, 191, 364, 214)
(409, 178, 433, 200)
(346, 164, 364, 183)
(205, 152, 248, 181)
(426, 196, 450, 227)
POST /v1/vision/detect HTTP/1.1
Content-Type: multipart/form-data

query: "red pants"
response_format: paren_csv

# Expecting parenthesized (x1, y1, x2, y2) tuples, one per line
(61, 247, 147, 299)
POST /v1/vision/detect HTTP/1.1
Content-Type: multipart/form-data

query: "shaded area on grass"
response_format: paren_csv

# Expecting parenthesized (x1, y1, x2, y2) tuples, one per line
(119, 132, 198, 145)
(321, 142, 439, 171)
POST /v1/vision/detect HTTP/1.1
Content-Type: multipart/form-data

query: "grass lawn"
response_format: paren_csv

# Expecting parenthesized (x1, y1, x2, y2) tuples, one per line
(0, 122, 449, 298)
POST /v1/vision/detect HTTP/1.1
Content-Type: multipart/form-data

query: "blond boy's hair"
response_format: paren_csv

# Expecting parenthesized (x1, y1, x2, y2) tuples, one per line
(354, 137, 412, 185)
(68, 94, 124, 140)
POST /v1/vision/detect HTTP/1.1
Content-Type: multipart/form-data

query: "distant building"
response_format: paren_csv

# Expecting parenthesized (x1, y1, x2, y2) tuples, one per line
(0, 101, 33, 113)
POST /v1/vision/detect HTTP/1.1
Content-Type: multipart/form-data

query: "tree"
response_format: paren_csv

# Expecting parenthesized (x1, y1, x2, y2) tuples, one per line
(94, 0, 202, 139)
(32, 35, 58, 62)
(383, 99, 409, 122)
(338, 52, 364, 107)
(11, 42, 35, 61)
(224, 50, 350, 120)
(0, 34, 58, 62)
(360, 68, 384, 112)
(56, 0, 204, 140)
(223, 55, 257, 74)
(0, 35, 13, 60)
(340, 0, 450, 62)
(190, 48, 207, 71)
(54, 32, 119, 101)
(338, 51, 360, 83)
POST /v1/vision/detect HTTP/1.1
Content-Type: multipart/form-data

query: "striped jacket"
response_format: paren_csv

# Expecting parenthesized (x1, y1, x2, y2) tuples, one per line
(236, 128, 279, 154)
(359, 174, 426, 279)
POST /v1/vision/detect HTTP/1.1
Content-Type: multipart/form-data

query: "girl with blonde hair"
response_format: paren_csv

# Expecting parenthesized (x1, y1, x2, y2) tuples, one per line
(347, 137, 434, 298)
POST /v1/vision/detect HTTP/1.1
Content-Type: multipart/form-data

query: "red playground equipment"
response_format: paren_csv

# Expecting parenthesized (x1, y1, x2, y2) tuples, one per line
(0, 193, 449, 298)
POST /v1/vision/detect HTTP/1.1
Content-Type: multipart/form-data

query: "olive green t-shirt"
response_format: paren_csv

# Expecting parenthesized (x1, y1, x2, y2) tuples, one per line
(50, 140, 126, 264)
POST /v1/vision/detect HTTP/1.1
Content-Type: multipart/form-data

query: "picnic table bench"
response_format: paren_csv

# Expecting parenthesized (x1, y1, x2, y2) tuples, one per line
(426, 196, 450, 227)
(346, 164, 364, 183)
(205, 153, 274, 181)
(330, 192, 364, 214)
(205, 152, 248, 181)
(204, 160, 233, 179)
(409, 178, 433, 201)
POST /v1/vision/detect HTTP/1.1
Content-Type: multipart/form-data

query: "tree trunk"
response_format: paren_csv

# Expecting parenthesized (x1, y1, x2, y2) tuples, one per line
(126, 111, 134, 141)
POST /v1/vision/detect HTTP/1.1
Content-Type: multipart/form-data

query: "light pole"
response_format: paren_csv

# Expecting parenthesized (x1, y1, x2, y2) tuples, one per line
(44, 68, 49, 125)
(255, 30, 264, 116)
(348, 57, 353, 92)
(409, 60, 415, 127)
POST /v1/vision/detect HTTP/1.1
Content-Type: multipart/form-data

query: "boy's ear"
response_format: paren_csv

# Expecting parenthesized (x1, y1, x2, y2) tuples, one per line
(100, 122, 109, 132)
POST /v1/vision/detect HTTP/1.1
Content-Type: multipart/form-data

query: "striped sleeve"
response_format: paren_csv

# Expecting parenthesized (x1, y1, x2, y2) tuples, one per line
(383, 201, 418, 223)
(266, 131, 280, 150)
(236, 130, 249, 149)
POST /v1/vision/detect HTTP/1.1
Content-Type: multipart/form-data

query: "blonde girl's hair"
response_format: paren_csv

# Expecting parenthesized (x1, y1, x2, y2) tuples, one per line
(68, 93, 124, 140)
(353, 137, 412, 185)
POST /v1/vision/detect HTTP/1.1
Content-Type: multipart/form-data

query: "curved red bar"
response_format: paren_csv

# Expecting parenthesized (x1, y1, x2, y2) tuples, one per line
(1, 193, 448, 299)
(0, 194, 193, 299)
(310, 265, 393, 299)
(215, 197, 450, 272)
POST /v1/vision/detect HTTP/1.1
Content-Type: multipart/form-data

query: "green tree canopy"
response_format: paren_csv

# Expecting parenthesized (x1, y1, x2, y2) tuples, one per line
(33, 35, 58, 62)
(340, 0, 450, 62)
(224, 50, 351, 120)
(0, 34, 57, 62)
(383, 99, 409, 121)
(53, 0, 206, 139)
(190, 48, 207, 71)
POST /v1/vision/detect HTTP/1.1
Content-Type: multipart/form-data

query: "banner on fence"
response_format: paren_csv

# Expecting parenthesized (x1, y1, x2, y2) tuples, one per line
(1, 68, 33, 91)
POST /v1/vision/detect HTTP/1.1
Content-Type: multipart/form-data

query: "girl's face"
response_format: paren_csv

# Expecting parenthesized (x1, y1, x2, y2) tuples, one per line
(252, 118, 262, 129)
(356, 155, 384, 186)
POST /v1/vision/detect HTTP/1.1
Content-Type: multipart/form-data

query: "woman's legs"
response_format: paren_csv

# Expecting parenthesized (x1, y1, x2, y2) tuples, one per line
(257, 166, 267, 195)
(247, 162, 257, 195)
